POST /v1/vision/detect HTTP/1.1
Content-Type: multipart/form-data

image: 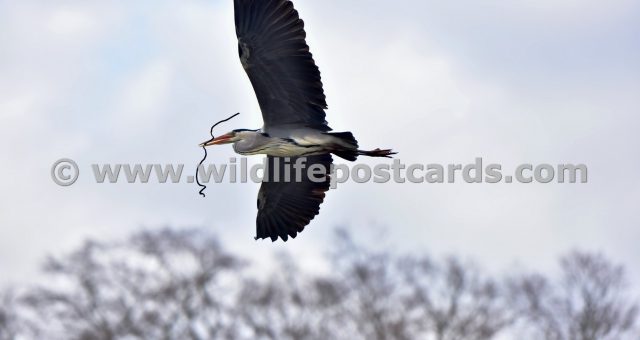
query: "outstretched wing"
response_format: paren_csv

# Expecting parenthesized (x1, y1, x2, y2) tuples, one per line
(234, 0, 330, 131)
(256, 154, 332, 242)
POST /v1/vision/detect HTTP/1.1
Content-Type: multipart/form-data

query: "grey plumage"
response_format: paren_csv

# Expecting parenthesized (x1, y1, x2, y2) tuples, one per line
(203, 0, 395, 242)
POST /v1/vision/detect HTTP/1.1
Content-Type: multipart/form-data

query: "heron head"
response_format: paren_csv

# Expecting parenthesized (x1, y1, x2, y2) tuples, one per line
(200, 129, 256, 147)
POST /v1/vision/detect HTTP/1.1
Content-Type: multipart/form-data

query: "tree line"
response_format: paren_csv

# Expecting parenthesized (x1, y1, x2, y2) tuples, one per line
(0, 228, 638, 340)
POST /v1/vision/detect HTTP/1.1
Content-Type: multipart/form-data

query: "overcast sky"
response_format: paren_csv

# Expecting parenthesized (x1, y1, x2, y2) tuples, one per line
(1, 0, 639, 286)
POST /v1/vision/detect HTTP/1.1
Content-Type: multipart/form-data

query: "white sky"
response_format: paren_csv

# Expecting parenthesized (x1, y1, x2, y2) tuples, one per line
(1, 0, 639, 286)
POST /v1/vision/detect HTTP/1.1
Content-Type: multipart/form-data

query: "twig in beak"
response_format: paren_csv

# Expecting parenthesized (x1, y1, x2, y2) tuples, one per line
(196, 112, 241, 197)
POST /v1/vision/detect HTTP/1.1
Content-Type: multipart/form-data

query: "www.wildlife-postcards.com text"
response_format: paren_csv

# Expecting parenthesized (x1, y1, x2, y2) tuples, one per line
(51, 157, 588, 188)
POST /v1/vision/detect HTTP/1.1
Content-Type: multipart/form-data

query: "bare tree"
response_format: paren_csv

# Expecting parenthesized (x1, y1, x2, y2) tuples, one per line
(20, 229, 243, 340)
(326, 229, 416, 340)
(397, 256, 515, 340)
(235, 255, 346, 340)
(327, 229, 514, 340)
(0, 290, 20, 340)
(2, 229, 639, 340)
(510, 251, 639, 340)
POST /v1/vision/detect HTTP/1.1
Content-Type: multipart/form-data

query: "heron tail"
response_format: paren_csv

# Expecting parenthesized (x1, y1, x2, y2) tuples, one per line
(328, 132, 359, 161)
(328, 132, 396, 160)
(329, 132, 358, 148)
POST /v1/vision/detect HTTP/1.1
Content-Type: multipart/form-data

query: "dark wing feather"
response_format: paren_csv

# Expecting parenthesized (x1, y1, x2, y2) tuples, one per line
(234, 0, 330, 131)
(256, 154, 332, 242)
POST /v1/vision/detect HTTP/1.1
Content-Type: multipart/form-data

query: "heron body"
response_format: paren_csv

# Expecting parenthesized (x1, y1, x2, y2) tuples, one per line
(203, 0, 395, 242)
(226, 128, 360, 158)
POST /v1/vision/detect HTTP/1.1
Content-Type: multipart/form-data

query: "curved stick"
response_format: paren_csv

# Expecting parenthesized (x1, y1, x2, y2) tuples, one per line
(196, 112, 241, 197)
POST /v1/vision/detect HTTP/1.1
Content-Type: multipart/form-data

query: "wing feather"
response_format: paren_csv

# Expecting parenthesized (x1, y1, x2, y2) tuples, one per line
(234, 0, 330, 131)
(256, 154, 332, 241)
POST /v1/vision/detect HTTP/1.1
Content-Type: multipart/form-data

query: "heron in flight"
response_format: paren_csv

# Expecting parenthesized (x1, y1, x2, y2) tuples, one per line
(202, 0, 395, 242)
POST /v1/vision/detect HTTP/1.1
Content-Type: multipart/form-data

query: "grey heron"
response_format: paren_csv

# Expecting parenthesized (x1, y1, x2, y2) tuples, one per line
(202, 0, 396, 242)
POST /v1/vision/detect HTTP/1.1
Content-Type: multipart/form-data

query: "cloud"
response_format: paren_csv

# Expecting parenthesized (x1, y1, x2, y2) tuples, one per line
(46, 7, 99, 38)
(109, 59, 174, 136)
(0, 0, 639, 287)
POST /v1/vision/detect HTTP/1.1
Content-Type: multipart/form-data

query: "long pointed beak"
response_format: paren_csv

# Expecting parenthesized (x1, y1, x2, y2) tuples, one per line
(199, 133, 234, 147)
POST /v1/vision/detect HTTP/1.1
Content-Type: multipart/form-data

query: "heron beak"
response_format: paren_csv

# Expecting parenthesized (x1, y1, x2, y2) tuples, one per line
(200, 133, 235, 147)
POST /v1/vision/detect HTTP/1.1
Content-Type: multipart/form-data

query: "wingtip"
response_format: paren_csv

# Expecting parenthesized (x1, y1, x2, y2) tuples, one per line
(253, 233, 295, 243)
